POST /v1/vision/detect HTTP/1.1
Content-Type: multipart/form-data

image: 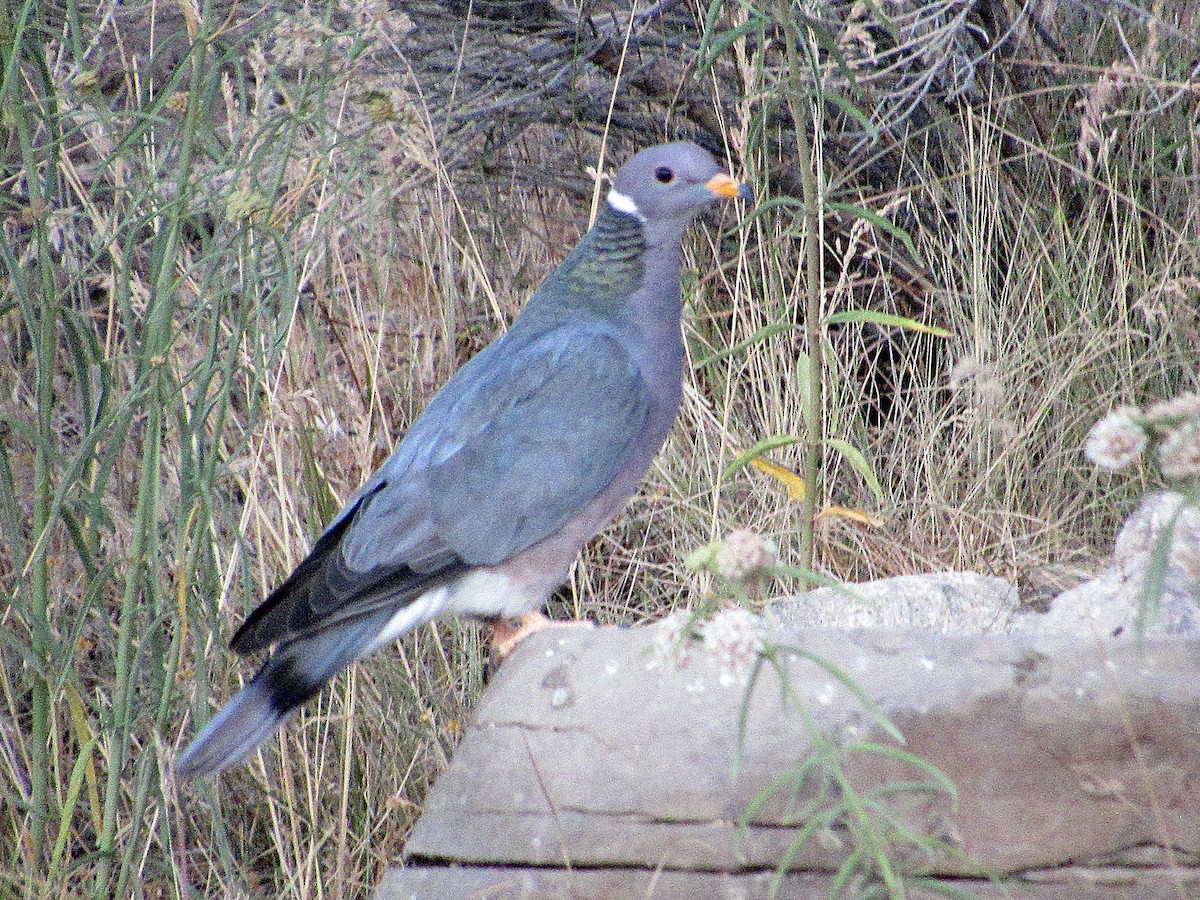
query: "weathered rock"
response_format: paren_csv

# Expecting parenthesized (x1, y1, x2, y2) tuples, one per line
(766, 492, 1200, 641)
(377, 863, 1199, 899)
(382, 498, 1200, 896)
(1013, 492, 1200, 637)
(384, 623, 1200, 895)
(769, 572, 1019, 632)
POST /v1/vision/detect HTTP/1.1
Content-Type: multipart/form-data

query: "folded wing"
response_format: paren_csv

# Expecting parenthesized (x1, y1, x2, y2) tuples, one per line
(230, 327, 651, 653)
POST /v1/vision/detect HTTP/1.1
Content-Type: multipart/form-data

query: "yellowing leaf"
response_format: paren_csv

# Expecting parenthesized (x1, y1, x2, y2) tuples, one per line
(749, 458, 807, 501)
(65, 683, 103, 834)
(826, 309, 953, 338)
(816, 505, 882, 526)
(725, 436, 803, 478)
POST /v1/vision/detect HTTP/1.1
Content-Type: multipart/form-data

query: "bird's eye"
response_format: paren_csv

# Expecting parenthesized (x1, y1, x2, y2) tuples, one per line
(654, 166, 674, 184)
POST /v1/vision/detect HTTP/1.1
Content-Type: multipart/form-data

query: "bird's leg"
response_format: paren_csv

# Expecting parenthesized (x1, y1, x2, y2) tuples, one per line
(486, 611, 595, 659)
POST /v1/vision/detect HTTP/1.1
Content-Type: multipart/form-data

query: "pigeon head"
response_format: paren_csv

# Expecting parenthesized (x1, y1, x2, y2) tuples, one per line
(607, 141, 750, 246)
(528, 141, 750, 324)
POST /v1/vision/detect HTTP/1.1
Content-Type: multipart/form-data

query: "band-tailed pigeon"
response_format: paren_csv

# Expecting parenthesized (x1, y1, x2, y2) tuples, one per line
(176, 141, 750, 779)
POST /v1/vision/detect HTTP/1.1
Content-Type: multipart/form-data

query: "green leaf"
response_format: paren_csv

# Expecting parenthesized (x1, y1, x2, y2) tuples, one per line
(773, 642, 906, 744)
(826, 200, 920, 258)
(795, 351, 814, 428)
(697, 16, 764, 74)
(824, 92, 877, 137)
(824, 437, 884, 506)
(697, 322, 802, 368)
(827, 308, 953, 338)
(733, 653, 768, 776)
(912, 877, 995, 899)
(1136, 499, 1179, 638)
(764, 565, 846, 591)
(725, 435, 804, 478)
(47, 736, 97, 884)
(683, 541, 723, 571)
(849, 742, 959, 803)
(738, 194, 809, 228)
(830, 846, 865, 897)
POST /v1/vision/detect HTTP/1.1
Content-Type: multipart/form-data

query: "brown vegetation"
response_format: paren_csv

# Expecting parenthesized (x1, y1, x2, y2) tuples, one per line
(1, 0, 1197, 896)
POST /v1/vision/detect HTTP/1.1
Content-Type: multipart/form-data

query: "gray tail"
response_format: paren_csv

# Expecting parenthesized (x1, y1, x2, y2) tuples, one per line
(175, 670, 288, 780)
(176, 612, 390, 779)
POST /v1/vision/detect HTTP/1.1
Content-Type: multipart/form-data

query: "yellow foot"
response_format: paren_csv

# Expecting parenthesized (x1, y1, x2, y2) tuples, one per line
(487, 611, 595, 659)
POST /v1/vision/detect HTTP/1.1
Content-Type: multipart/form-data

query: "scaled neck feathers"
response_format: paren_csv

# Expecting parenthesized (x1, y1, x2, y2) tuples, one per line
(518, 201, 679, 323)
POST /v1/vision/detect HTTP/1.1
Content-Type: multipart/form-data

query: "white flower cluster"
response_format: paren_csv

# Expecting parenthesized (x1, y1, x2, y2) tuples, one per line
(1084, 406, 1147, 471)
(715, 529, 780, 582)
(1084, 393, 1200, 483)
(700, 607, 764, 687)
(1159, 423, 1200, 482)
(648, 611, 693, 669)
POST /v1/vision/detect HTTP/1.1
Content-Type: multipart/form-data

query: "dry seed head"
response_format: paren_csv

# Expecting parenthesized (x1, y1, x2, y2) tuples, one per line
(972, 373, 1006, 414)
(178, 0, 200, 35)
(353, 0, 393, 26)
(1159, 422, 1200, 482)
(352, 0, 415, 37)
(1147, 392, 1200, 427)
(314, 408, 347, 440)
(948, 355, 1005, 413)
(1077, 65, 1130, 171)
(248, 41, 269, 82)
(948, 354, 984, 393)
(272, 12, 342, 69)
(988, 418, 1020, 448)
(1084, 407, 1147, 471)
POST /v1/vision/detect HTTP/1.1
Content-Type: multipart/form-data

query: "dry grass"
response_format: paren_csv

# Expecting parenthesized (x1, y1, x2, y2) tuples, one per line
(1, 0, 1197, 897)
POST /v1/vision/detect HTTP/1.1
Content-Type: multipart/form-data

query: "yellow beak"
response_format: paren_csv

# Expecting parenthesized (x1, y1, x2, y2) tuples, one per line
(705, 172, 751, 201)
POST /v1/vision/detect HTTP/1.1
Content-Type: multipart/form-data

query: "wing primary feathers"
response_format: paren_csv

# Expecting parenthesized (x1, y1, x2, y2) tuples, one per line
(230, 486, 384, 654)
